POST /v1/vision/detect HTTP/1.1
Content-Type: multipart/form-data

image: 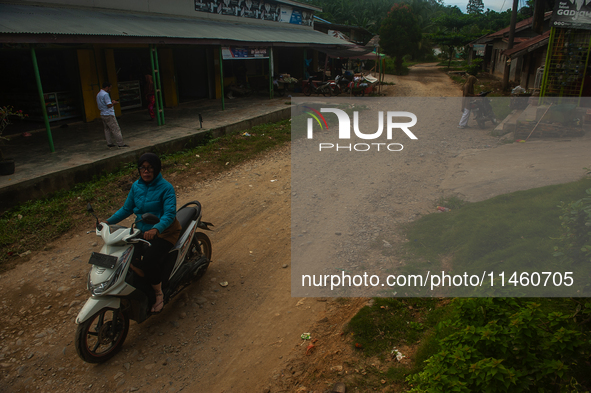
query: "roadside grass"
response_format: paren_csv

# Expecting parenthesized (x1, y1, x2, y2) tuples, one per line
(0, 120, 291, 272)
(346, 178, 591, 390)
(346, 298, 449, 358)
(400, 179, 591, 289)
(342, 297, 451, 392)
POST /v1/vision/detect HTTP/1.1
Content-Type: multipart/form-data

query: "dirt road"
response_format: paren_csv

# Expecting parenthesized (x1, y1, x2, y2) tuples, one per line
(2, 64, 590, 393)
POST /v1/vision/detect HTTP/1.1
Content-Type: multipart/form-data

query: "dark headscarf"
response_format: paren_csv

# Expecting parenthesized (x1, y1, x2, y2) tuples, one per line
(138, 152, 161, 178)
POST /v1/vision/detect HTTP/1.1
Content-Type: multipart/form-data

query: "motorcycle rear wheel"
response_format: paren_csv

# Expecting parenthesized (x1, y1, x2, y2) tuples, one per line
(186, 232, 212, 280)
(191, 232, 212, 261)
(75, 308, 129, 363)
(303, 86, 312, 96)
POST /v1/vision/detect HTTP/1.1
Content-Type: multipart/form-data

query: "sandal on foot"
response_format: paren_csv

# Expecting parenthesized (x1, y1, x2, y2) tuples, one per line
(151, 292, 164, 313)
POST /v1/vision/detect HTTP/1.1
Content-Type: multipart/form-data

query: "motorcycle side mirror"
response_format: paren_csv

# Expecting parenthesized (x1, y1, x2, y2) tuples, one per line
(87, 203, 100, 228)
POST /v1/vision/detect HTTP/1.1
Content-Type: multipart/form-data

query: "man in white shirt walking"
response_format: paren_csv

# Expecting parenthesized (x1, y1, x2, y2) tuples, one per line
(96, 82, 128, 148)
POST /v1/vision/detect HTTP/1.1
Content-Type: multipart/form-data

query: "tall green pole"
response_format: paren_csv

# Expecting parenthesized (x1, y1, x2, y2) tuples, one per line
(269, 47, 274, 99)
(30, 46, 54, 153)
(219, 46, 225, 111)
(149, 45, 160, 125)
(540, 27, 556, 102)
(153, 45, 165, 125)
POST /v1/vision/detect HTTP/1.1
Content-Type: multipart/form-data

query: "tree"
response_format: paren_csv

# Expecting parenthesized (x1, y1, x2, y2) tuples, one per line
(429, 14, 478, 69)
(466, 0, 484, 14)
(378, 4, 422, 74)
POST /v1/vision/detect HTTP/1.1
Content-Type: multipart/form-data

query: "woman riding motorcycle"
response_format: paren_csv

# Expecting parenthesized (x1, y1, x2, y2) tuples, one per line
(105, 152, 181, 313)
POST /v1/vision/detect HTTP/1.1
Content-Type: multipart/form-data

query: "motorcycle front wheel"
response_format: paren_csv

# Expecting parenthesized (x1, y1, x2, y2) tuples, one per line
(75, 308, 129, 363)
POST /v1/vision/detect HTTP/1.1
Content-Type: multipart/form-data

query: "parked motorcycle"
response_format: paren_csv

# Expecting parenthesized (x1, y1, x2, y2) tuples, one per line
(303, 76, 333, 96)
(470, 91, 498, 128)
(75, 201, 213, 363)
(329, 75, 352, 96)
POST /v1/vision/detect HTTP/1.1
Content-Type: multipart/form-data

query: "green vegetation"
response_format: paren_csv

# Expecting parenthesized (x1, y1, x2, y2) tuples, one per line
(303, 0, 536, 70)
(346, 298, 448, 357)
(465, 58, 483, 76)
(400, 180, 591, 294)
(384, 58, 410, 76)
(346, 179, 591, 391)
(379, 4, 422, 75)
(0, 120, 291, 272)
(554, 186, 591, 266)
(408, 298, 590, 392)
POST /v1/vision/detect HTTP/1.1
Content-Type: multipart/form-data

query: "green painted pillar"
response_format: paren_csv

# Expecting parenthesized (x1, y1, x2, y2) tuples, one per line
(150, 45, 165, 126)
(31, 46, 54, 153)
(269, 47, 274, 99)
(220, 46, 225, 111)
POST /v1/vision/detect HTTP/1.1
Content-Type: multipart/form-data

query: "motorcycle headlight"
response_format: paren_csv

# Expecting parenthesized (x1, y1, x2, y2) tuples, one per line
(88, 256, 129, 296)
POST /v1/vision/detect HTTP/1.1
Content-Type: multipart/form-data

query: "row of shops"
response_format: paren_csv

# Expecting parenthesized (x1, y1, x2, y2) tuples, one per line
(0, 43, 308, 124)
(469, 1, 591, 99)
(0, 0, 361, 144)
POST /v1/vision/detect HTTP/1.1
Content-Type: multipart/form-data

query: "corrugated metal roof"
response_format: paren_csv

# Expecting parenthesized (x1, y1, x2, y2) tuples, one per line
(504, 30, 550, 58)
(0, 3, 350, 46)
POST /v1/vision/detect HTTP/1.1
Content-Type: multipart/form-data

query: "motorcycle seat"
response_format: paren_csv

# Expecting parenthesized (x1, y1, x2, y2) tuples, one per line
(176, 205, 200, 235)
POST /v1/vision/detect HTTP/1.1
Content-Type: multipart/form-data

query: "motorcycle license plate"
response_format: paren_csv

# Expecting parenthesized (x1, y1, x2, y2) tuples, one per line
(88, 252, 118, 269)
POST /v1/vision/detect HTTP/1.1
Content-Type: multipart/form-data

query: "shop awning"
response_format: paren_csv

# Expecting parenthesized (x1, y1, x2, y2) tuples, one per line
(322, 46, 377, 59)
(0, 3, 354, 47)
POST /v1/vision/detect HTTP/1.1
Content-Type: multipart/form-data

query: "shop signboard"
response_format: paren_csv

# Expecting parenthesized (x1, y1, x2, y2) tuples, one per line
(222, 46, 268, 59)
(280, 6, 314, 26)
(552, 0, 591, 30)
(473, 44, 485, 56)
(194, 0, 312, 24)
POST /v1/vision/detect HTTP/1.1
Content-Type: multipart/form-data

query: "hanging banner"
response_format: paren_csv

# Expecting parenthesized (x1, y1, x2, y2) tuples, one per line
(552, 0, 591, 30)
(222, 46, 268, 59)
(194, 0, 313, 24)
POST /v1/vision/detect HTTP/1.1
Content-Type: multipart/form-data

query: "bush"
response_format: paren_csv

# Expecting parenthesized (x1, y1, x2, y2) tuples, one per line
(384, 57, 409, 75)
(407, 298, 589, 392)
(554, 187, 591, 264)
(465, 58, 483, 76)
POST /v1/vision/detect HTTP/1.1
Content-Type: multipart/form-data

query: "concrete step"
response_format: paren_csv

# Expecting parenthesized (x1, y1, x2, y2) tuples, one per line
(492, 109, 523, 136)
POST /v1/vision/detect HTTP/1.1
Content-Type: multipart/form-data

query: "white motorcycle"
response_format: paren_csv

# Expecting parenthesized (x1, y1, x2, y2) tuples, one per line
(75, 201, 213, 363)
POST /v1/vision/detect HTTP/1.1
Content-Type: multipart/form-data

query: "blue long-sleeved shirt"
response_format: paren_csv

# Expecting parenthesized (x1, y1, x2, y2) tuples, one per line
(107, 173, 176, 234)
